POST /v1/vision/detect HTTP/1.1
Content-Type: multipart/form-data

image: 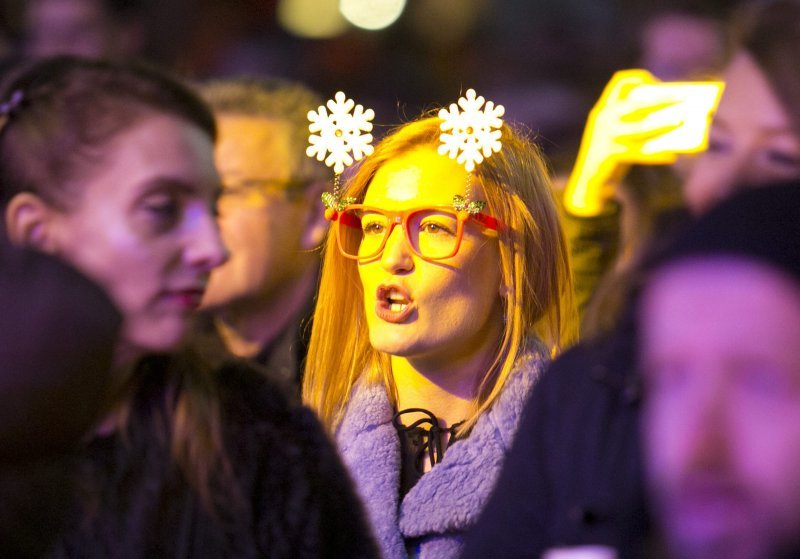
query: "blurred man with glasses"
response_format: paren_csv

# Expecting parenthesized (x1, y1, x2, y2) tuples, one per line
(196, 78, 329, 388)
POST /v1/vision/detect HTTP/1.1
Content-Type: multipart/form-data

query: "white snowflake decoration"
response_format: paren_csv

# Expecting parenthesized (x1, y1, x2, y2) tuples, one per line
(307, 91, 375, 175)
(438, 89, 505, 172)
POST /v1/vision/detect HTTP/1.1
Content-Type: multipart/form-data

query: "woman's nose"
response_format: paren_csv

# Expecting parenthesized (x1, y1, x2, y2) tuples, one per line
(186, 208, 228, 270)
(380, 224, 413, 273)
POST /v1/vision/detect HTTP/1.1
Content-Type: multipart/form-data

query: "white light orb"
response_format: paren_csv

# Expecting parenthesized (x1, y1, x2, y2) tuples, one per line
(339, 0, 406, 31)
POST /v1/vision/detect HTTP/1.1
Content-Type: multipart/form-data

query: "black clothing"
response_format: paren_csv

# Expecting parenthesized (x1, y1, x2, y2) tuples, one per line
(0, 243, 120, 558)
(50, 356, 379, 559)
(0, 243, 120, 458)
(192, 299, 314, 396)
(462, 330, 649, 559)
(252, 303, 313, 388)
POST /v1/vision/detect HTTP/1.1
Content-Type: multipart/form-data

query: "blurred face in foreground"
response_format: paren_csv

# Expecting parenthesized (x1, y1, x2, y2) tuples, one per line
(201, 114, 321, 312)
(641, 257, 800, 559)
(10, 114, 226, 359)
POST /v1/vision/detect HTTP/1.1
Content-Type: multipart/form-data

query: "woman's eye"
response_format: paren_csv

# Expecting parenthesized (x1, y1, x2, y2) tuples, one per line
(141, 193, 182, 230)
(706, 135, 730, 154)
(766, 149, 800, 170)
(362, 221, 385, 236)
(420, 220, 454, 235)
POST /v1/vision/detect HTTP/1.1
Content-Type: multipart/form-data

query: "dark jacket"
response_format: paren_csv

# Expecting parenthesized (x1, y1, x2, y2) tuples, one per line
(50, 356, 379, 559)
(461, 329, 649, 559)
(192, 302, 314, 397)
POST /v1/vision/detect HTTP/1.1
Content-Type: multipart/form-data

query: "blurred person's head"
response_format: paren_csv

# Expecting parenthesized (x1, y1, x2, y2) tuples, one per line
(684, 0, 800, 213)
(24, 0, 144, 59)
(303, 114, 576, 431)
(639, 183, 800, 559)
(0, 56, 226, 363)
(197, 78, 328, 329)
(638, 9, 725, 81)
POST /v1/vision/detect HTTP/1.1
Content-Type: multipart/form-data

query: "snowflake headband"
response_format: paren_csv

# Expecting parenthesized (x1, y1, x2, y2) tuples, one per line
(438, 88, 505, 215)
(306, 88, 505, 218)
(307, 91, 375, 217)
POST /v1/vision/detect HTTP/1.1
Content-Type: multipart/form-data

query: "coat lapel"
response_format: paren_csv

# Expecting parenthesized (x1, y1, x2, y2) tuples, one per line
(399, 350, 544, 538)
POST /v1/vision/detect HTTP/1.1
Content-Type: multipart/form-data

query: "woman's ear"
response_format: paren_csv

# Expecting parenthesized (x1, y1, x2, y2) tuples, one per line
(300, 180, 331, 250)
(4, 192, 58, 252)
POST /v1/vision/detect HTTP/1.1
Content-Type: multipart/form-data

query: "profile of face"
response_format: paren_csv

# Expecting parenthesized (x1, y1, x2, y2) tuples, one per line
(356, 147, 503, 369)
(683, 50, 800, 213)
(9, 114, 226, 358)
(641, 258, 800, 559)
(200, 114, 323, 311)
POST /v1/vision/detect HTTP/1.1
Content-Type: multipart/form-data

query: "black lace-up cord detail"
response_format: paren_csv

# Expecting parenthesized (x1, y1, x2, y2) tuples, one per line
(393, 407, 465, 473)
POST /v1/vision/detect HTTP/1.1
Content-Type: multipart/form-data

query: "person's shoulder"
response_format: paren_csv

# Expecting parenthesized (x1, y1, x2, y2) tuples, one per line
(545, 327, 632, 382)
(546, 342, 602, 377)
(214, 358, 333, 456)
(535, 328, 639, 420)
(213, 359, 350, 502)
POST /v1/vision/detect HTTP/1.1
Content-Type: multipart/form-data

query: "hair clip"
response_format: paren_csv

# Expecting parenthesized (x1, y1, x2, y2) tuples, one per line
(0, 90, 24, 133)
(307, 91, 375, 218)
(438, 88, 505, 215)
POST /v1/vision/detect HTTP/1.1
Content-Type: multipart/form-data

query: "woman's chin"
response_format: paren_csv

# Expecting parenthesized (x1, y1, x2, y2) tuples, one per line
(117, 323, 187, 362)
(368, 329, 421, 358)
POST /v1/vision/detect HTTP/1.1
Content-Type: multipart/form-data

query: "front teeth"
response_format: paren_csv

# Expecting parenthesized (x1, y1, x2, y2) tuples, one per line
(386, 290, 409, 313)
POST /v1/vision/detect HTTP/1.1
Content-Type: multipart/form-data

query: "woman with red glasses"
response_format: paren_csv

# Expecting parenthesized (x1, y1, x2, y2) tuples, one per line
(302, 113, 578, 559)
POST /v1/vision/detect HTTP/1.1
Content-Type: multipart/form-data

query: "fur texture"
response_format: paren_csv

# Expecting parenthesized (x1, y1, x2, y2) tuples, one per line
(337, 343, 547, 559)
(49, 357, 379, 559)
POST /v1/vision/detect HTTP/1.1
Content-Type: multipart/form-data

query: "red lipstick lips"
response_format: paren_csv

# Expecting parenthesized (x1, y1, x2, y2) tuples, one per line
(167, 288, 206, 310)
(375, 284, 414, 323)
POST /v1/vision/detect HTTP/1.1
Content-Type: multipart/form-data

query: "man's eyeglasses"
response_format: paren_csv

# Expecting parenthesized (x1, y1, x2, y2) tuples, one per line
(219, 178, 309, 203)
(332, 205, 500, 261)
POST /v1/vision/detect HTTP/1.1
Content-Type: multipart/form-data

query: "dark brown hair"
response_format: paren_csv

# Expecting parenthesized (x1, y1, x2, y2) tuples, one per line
(0, 55, 216, 209)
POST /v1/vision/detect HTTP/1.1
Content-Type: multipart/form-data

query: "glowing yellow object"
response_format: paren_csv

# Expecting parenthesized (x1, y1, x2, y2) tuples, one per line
(564, 69, 724, 217)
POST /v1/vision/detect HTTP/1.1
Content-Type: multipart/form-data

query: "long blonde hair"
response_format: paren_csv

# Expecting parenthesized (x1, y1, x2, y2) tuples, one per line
(302, 115, 577, 432)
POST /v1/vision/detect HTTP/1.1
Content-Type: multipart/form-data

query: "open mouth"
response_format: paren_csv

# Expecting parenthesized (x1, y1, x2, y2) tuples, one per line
(163, 287, 207, 311)
(375, 285, 414, 323)
(176, 289, 205, 309)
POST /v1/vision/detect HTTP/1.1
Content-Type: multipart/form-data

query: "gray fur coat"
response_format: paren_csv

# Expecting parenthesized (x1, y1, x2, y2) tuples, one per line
(336, 344, 548, 559)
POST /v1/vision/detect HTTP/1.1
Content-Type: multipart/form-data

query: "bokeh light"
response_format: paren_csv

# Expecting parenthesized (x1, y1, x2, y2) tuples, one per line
(339, 0, 406, 31)
(277, 0, 350, 39)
